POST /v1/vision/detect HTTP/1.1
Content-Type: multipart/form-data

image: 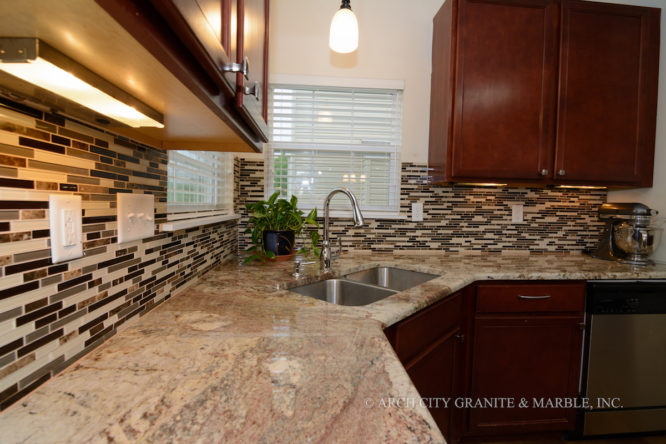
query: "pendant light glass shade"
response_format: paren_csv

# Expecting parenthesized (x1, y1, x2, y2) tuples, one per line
(329, 2, 358, 54)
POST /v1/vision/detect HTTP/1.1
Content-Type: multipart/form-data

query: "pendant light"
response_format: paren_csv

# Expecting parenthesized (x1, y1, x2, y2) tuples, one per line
(329, 0, 359, 54)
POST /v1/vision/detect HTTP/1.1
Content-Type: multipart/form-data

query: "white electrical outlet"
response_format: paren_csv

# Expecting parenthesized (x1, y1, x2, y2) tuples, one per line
(412, 202, 424, 222)
(511, 204, 524, 223)
(117, 194, 155, 244)
(49, 195, 83, 263)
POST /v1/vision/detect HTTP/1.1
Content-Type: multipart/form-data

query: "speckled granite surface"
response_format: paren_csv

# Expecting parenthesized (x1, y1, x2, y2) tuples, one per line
(1, 252, 665, 443)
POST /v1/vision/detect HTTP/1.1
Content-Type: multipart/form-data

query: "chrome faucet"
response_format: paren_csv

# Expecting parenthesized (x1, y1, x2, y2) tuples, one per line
(320, 188, 364, 272)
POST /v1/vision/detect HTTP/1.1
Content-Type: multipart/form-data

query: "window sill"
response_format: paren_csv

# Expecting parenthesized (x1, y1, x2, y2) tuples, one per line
(160, 214, 241, 231)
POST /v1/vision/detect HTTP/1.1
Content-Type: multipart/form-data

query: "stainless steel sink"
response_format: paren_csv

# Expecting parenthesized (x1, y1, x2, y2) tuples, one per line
(289, 267, 439, 306)
(289, 279, 397, 306)
(345, 267, 438, 291)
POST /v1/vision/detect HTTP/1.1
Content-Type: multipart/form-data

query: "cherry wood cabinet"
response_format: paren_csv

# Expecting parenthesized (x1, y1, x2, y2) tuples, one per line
(450, 0, 559, 182)
(235, 0, 269, 140)
(97, 0, 269, 151)
(467, 281, 585, 436)
(385, 290, 468, 443)
(428, 0, 660, 187)
(555, 0, 660, 187)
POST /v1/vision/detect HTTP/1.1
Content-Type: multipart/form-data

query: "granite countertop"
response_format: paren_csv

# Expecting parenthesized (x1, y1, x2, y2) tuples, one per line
(1, 252, 665, 443)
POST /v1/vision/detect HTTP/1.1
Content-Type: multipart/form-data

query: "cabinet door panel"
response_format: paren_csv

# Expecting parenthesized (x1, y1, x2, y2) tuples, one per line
(406, 332, 461, 440)
(393, 292, 462, 364)
(236, 0, 269, 139)
(167, 0, 236, 96)
(452, 0, 558, 181)
(468, 316, 583, 434)
(555, 0, 659, 186)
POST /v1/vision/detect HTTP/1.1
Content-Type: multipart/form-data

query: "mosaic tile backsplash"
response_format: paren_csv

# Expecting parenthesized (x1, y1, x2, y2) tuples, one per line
(0, 100, 238, 410)
(238, 159, 607, 253)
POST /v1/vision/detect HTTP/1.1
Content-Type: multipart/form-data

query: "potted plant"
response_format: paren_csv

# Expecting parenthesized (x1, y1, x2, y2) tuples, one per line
(244, 192, 320, 262)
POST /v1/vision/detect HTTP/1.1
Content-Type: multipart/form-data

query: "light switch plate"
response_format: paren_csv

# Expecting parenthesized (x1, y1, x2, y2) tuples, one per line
(412, 202, 424, 222)
(49, 194, 83, 263)
(117, 194, 155, 244)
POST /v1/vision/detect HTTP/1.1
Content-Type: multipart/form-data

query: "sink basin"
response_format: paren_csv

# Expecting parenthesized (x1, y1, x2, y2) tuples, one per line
(289, 279, 397, 306)
(345, 267, 438, 291)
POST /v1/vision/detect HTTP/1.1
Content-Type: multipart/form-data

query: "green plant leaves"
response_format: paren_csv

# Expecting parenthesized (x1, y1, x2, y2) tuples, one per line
(244, 192, 320, 263)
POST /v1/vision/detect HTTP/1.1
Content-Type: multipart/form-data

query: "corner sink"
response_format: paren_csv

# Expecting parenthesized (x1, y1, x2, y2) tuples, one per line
(345, 267, 438, 291)
(289, 279, 397, 306)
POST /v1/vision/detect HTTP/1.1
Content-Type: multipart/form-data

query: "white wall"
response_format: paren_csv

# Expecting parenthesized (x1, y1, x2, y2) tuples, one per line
(268, 0, 666, 261)
(268, 0, 443, 163)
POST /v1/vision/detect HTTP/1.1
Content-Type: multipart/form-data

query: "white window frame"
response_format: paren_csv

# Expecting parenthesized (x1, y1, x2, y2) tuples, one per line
(161, 150, 239, 231)
(266, 75, 405, 219)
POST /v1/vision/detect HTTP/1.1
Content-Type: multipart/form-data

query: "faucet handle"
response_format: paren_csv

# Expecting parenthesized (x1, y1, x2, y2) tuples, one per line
(332, 238, 343, 260)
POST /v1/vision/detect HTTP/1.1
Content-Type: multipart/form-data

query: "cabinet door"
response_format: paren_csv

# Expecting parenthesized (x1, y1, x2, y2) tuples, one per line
(235, 0, 269, 140)
(468, 316, 583, 435)
(166, 0, 238, 96)
(451, 0, 559, 181)
(555, 0, 659, 186)
(405, 330, 463, 442)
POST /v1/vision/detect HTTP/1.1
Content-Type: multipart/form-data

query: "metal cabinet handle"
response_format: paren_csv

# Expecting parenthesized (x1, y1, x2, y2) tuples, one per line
(242, 81, 260, 100)
(540, 169, 549, 176)
(558, 169, 566, 176)
(518, 295, 552, 300)
(455, 333, 465, 341)
(222, 56, 249, 80)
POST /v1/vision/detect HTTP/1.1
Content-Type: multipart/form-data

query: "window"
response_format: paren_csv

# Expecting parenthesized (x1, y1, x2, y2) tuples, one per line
(267, 82, 403, 217)
(167, 150, 234, 216)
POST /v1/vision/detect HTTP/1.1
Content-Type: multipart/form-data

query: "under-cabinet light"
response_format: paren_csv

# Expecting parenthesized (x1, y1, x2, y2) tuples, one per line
(556, 185, 607, 190)
(0, 38, 164, 128)
(457, 183, 508, 187)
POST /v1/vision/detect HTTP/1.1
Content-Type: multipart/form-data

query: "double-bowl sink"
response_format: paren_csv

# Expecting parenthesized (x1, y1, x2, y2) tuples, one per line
(289, 267, 438, 306)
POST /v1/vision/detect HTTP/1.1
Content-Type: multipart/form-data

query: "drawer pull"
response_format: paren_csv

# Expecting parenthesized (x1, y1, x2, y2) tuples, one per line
(518, 295, 551, 300)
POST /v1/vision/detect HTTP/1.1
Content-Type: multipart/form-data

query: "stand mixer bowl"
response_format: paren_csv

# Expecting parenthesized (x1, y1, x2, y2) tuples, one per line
(613, 223, 662, 265)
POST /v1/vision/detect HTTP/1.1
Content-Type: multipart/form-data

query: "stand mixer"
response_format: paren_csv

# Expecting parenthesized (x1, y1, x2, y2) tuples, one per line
(590, 203, 661, 265)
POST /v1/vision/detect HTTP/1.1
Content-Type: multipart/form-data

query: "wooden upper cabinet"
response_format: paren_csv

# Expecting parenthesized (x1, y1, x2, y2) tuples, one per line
(105, 0, 269, 151)
(428, 0, 660, 187)
(451, 0, 558, 181)
(235, 0, 269, 140)
(555, 0, 660, 187)
(164, 0, 237, 97)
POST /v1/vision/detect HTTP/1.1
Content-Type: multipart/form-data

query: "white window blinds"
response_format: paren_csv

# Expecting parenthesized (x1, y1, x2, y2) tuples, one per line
(167, 151, 234, 214)
(268, 84, 403, 216)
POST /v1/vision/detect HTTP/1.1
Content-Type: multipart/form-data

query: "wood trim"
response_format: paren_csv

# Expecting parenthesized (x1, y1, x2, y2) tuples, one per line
(428, 0, 457, 184)
(263, 0, 270, 122)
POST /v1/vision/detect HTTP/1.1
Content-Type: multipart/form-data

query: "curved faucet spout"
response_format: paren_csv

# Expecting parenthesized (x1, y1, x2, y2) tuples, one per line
(321, 188, 364, 272)
(323, 188, 364, 242)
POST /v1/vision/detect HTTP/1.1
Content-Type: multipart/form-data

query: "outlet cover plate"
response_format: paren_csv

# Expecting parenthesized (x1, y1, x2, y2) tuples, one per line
(49, 194, 83, 263)
(117, 194, 155, 244)
(511, 204, 524, 223)
(412, 202, 424, 222)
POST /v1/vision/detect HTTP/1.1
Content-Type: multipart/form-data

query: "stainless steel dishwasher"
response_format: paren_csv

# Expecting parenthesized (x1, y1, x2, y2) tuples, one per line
(583, 280, 666, 436)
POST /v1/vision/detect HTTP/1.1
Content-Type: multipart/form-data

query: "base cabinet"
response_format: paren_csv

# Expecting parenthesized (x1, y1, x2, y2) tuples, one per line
(385, 281, 586, 443)
(468, 316, 584, 434)
(385, 291, 466, 443)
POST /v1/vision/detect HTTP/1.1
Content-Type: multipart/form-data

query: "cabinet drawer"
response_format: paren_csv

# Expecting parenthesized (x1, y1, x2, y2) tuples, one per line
(476, 282, 585, 314)
(393, 292, 462, 364)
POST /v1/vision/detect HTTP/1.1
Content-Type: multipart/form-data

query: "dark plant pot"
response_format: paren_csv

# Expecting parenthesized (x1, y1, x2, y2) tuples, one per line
(263, 230, 295, 256)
